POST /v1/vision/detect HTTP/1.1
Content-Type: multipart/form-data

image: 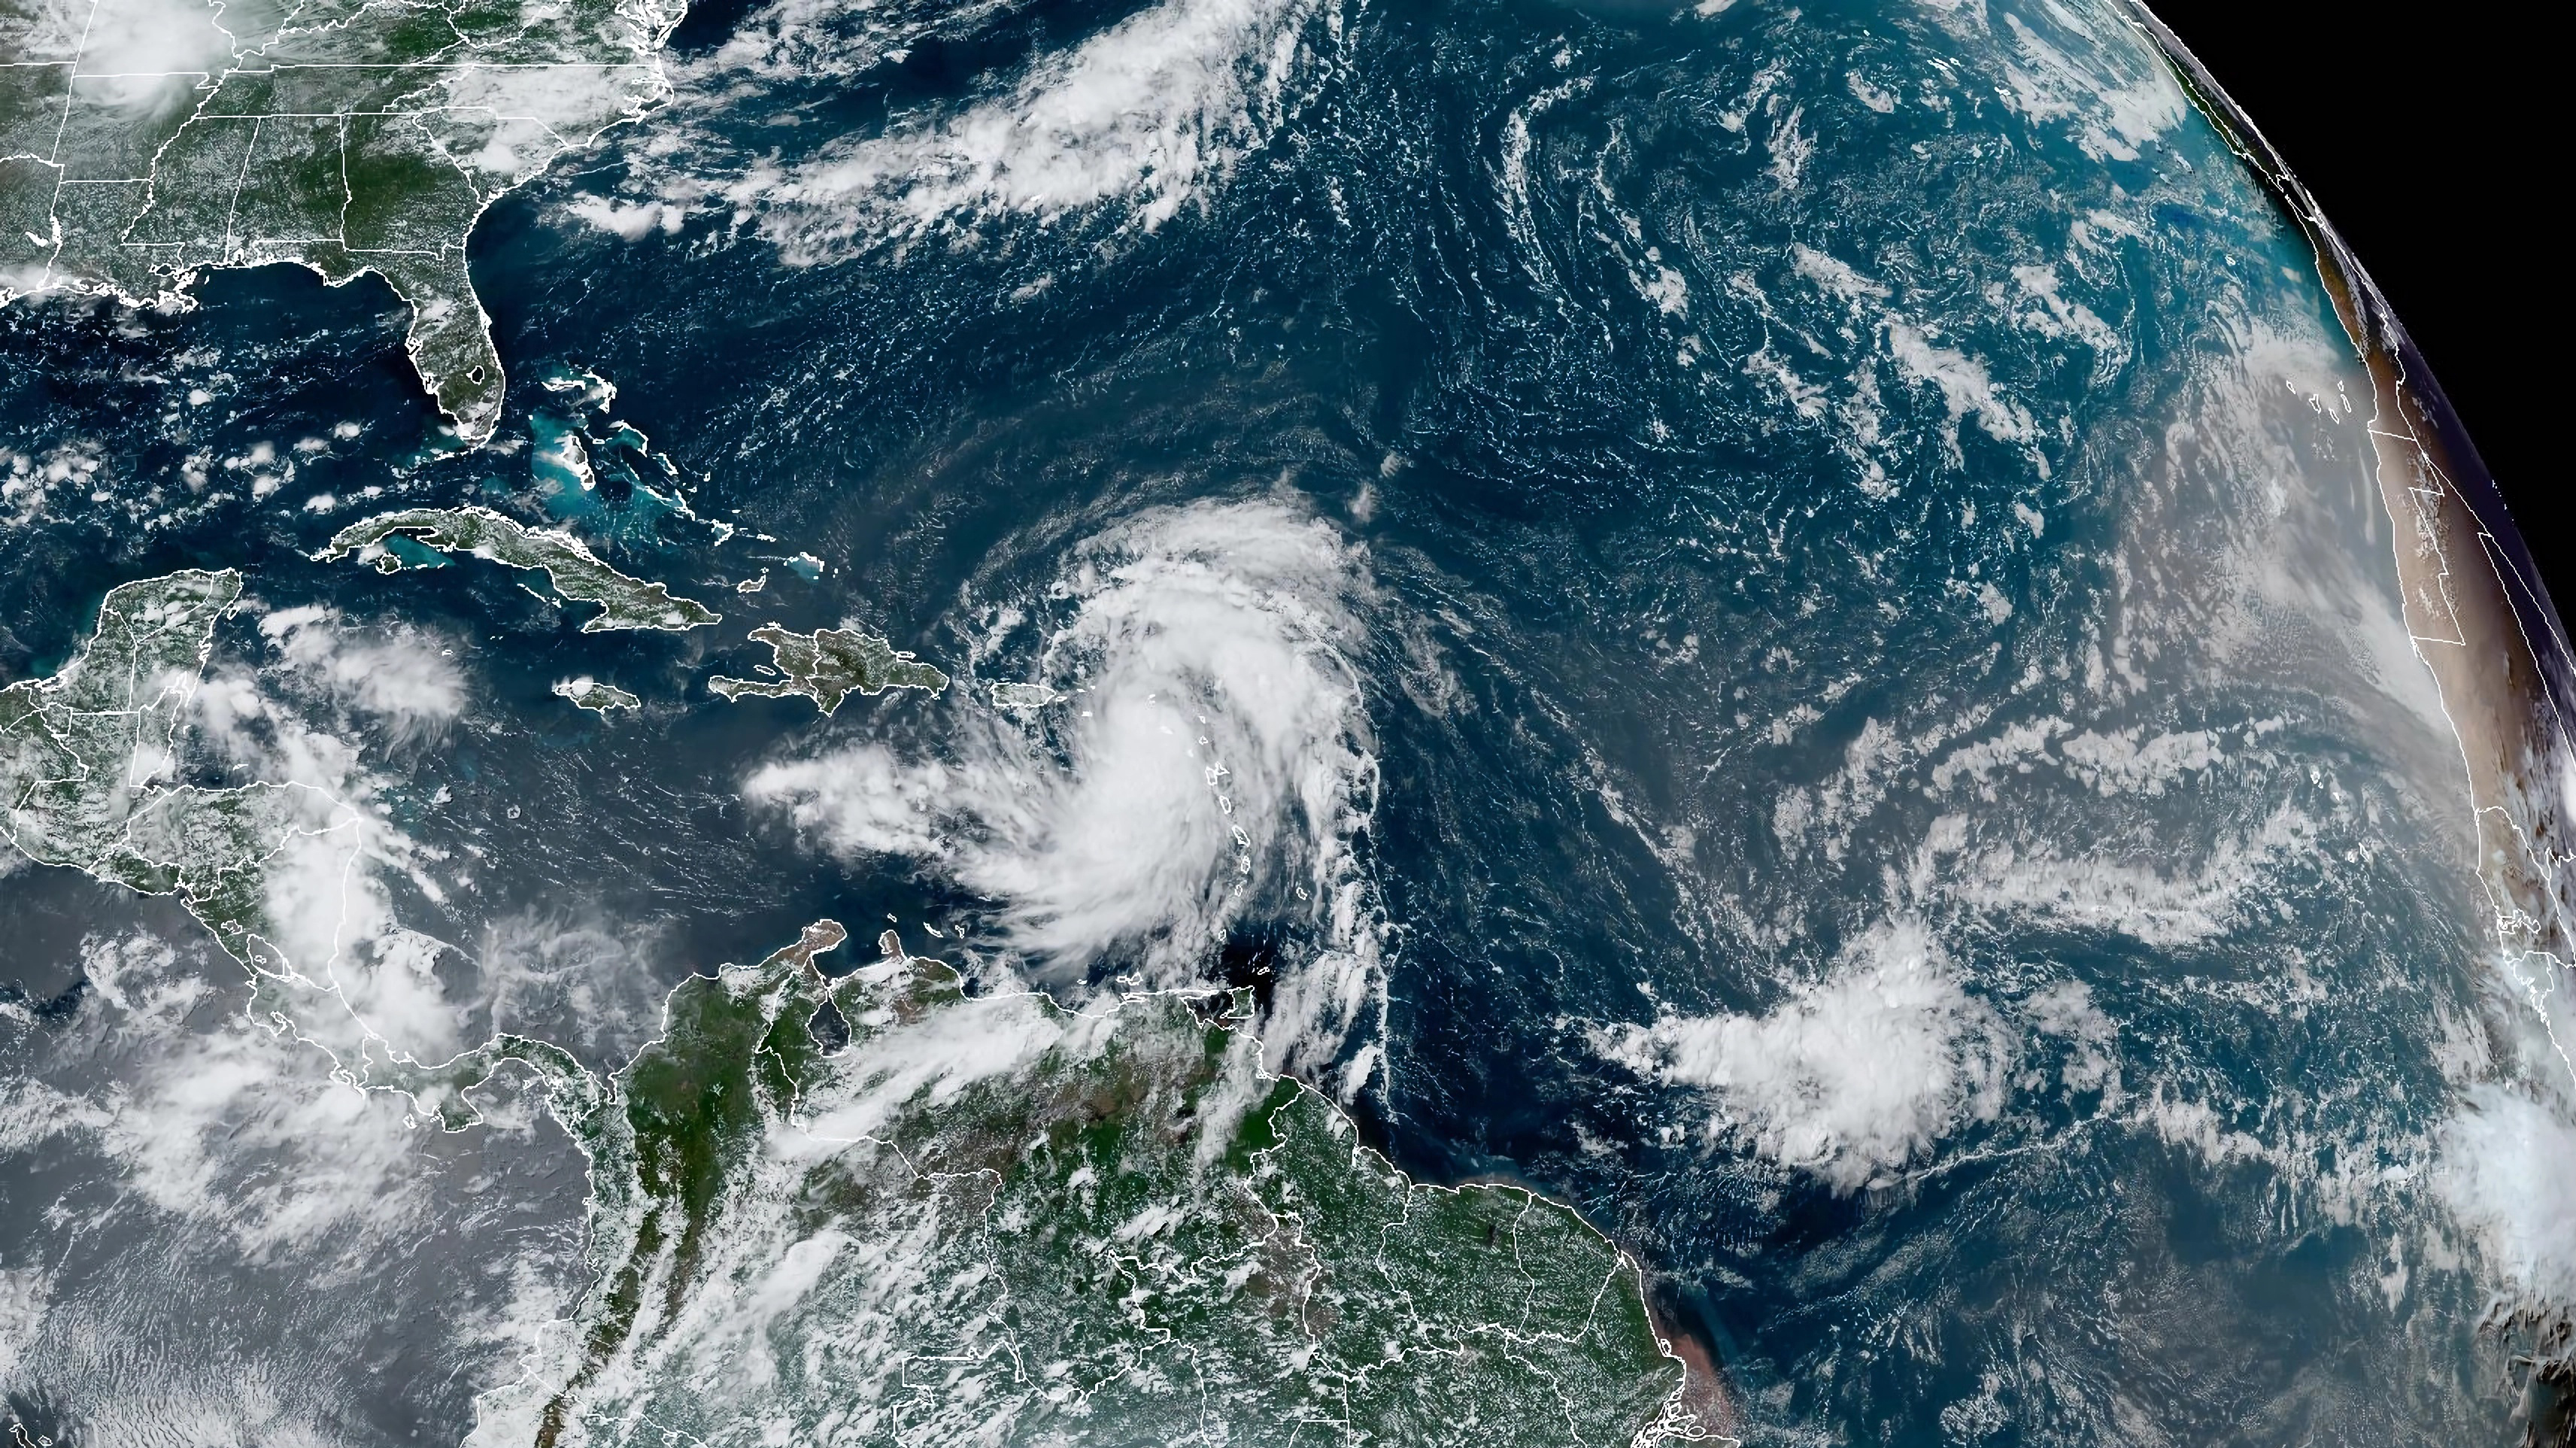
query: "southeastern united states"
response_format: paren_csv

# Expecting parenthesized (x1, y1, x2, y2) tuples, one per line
(0, 0, 685, 442)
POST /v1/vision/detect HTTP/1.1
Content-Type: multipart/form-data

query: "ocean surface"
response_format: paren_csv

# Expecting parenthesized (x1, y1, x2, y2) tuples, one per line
(3, 0, 2568, 1440)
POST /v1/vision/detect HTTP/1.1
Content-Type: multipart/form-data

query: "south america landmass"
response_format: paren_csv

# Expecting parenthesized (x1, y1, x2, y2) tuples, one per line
(0, 566, 1714, 1446)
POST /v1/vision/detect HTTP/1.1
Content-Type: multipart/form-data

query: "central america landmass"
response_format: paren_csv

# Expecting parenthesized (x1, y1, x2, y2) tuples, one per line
(0, 568, 1714, 1446)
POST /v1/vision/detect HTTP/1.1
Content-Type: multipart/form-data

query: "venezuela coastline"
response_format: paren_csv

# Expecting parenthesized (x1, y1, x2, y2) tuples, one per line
(0, 563, 1716, 1446)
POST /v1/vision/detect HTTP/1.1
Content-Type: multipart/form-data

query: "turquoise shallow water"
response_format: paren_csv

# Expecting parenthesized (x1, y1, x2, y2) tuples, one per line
(2, 0, 2568, 1440)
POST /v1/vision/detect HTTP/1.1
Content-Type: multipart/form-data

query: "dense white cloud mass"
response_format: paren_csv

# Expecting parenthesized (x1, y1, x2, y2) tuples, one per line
(574, 0, 1334, 258)
(742, 0, 1320, 244)
(2435, 1082, 2576, 1307)
(1602, 921, 2012, 1194)
(187, 654, 470, 1065)
(259, 604, 466, 733)
(748, 498, 1384, 1081)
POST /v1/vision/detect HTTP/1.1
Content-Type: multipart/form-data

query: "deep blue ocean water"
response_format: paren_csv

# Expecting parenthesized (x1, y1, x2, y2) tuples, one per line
(1, 0, 2557, 1440)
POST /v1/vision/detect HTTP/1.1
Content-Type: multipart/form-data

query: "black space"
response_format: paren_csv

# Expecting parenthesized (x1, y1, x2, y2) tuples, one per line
(2136, 2, 2560, 594)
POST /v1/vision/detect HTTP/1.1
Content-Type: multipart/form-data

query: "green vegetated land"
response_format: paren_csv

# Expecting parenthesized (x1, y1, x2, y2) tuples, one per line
(0, 0, 687, 439)
(709, 621, 950, 713)
(0, 569, 546, 1112)
(553, 676, 642, 714)
(0, 569, 314, 954)
(322, 505, 721, 631)
(988, 680, 1066, 712)
(472, 922, 1696, 1447)
(2, 573, 1701, 1446)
